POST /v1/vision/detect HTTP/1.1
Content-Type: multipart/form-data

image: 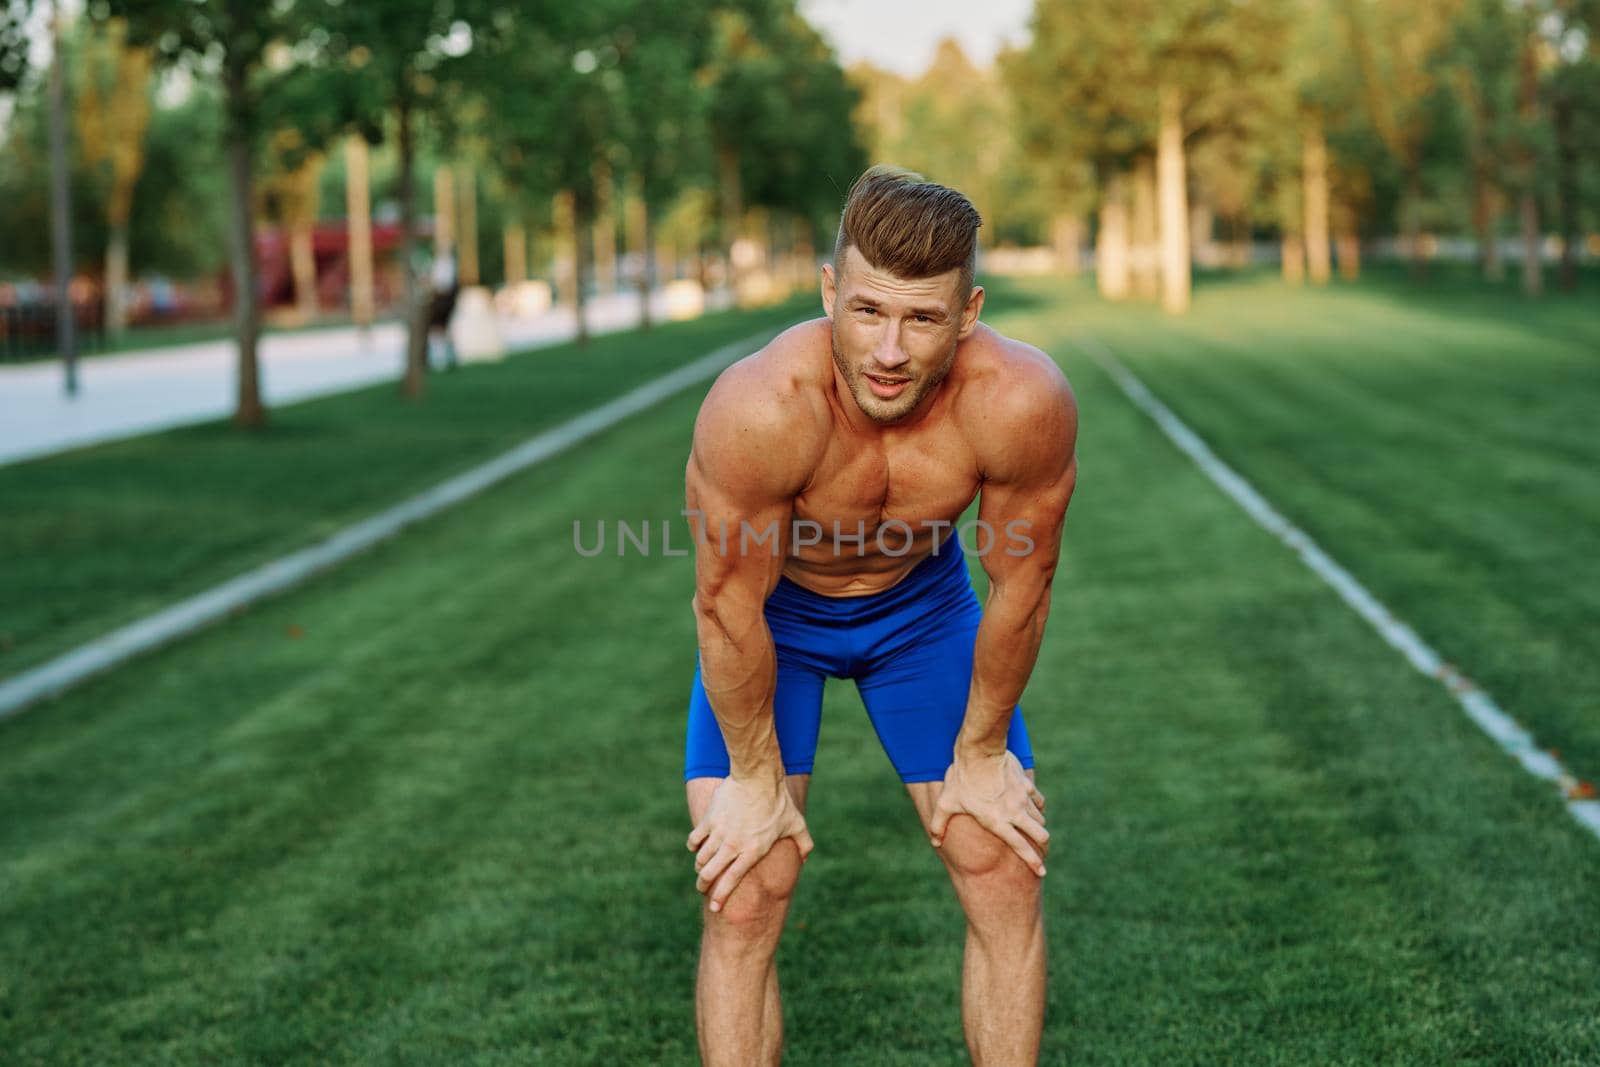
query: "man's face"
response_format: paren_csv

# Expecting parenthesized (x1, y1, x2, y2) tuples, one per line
(822, 245, 984, 425)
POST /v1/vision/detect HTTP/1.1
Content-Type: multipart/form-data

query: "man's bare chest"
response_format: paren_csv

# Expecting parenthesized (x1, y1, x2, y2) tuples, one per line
(792, 427, 981, 539)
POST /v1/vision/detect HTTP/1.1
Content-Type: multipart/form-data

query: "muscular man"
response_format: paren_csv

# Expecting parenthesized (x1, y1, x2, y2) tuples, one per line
(682, 165, 1079, 1065)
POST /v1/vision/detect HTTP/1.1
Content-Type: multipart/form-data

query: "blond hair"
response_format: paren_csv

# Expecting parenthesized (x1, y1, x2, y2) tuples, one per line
(834, 164, 982, 294)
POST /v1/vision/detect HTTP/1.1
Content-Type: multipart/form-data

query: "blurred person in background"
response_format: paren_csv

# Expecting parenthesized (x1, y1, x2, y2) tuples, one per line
(427, 246, 459, 370)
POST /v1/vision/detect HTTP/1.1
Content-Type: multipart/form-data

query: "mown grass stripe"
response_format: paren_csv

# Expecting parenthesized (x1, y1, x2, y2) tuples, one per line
(0, 324, 788, 722)
(1081, 333, 1600, 841)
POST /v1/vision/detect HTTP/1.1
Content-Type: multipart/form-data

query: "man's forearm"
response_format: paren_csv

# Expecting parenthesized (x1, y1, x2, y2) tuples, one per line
(696, 598, 785, 782)
(958, 577, 1051, 756)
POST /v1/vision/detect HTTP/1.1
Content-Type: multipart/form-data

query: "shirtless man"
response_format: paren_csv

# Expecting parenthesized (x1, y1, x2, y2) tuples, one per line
(682, 165, 1079, 1065)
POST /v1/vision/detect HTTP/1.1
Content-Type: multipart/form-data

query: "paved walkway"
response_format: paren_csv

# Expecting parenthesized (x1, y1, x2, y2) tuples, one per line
(0, 287, 730, 467)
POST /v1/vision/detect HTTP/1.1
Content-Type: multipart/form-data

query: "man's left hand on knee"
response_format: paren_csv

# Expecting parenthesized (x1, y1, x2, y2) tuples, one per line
(928, 750, 1048, 877)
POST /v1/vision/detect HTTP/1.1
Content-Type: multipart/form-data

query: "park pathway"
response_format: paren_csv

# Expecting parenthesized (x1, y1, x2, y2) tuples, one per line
(0, 286, 729, 467)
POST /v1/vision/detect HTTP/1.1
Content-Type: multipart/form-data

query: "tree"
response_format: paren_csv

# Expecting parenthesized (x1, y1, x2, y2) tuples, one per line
(108, 0, 315, 428)
(467, 1, 631, 345)
(1338, 0, 1460, 277)
(701, 0, 865, 300)
(614, 0, 714, 327)
(313, 0, 483, 394)
(1541, 0, 1600, 291)
(1441, 0, 1522, 281)
(0, 0, 31, 93)
(853, 39, 1041, 245)
(75, 17, 153, 337)
(1011, 0, 1288, 312)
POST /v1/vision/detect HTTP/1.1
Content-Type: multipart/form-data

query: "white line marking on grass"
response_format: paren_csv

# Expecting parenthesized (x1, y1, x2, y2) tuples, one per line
(0, 324, 788, 723)
(1079, 334, 1600, 842)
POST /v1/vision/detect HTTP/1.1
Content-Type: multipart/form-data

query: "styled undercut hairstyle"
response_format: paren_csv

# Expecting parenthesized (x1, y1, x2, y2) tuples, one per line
(834, 164, 983, 296)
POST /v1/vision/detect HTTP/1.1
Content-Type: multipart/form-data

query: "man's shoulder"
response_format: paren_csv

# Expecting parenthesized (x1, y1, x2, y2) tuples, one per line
(958, 323, 1077, 426)
(690, 318, 831, 495)
(698, 318, 832, 436)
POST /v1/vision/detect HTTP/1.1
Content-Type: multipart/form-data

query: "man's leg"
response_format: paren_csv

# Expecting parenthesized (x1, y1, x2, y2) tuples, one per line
(907, 772, 1046, 1067)
(687, 773, 811, 1067)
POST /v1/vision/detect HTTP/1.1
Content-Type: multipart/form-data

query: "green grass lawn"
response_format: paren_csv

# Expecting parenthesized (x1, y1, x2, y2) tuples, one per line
(2, 273, 1598, 1063)
(1053, 266, 1600, 793)
(0, 296, 814, 676)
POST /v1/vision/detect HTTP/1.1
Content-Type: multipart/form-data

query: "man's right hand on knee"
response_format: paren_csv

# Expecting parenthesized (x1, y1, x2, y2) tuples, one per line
(687, 774, 815, 913)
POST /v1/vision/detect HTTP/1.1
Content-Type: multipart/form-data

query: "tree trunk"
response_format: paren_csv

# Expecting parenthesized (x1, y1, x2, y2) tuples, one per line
(794, 224, 814, 290)
(696, 243, 712, 291)
(1281, 235, 1306, 284)
(290, 220, 317, 323)
(1302, 117, 1332, 285)
(1400, 165, 1424, 279)
(554, 191, 577, 308)
(658, 241, 676, 286)
(1516, 33, 1542, 298)
(48, 0, 77, 394)
(593, 162, 616, 293)
(458, 164, 478, 286)
(1095, 174, 1130, 301)
(1473, 174, 1503, 282)
(717, 144, 743, 296)
(503, 223, 527, 285)
(345, 135, 375, 328)
(1228, 214, 1250, 268)
(1131, 156, 1158, 301)
(1553, 91, 1578, 292)
(1335, 227, 1361, 281)
(1278, 169, 1305, 285)
(634, 196, 653, 330)
(432, 164, 454, 259)
(1051, 213, 1083, 276)
(104, 223, 129, 338)
(1519, 190, 1543, 297)
(223, 92, 263, 426)
(398, 96, 426, 400)
(1156, 86, 1190, 314)
(573, 193, 592, 346)
(1189, 201, 1215, 269)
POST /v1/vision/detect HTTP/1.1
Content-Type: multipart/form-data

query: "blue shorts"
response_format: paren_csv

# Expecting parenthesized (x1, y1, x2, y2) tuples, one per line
(684, 544, 1033, 784)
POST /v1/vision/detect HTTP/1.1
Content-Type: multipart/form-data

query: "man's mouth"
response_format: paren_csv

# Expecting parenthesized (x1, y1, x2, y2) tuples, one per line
(865, 372, 911, 398)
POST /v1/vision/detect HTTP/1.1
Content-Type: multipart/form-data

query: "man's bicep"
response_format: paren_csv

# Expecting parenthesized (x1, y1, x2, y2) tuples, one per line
(976, 377, 1079, 585)
(690, 457, 790, 578)
(684, 427, 796, 616)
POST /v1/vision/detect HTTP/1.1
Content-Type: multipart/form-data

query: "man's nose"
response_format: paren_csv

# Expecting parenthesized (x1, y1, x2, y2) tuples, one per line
(874, 324, 910, 369)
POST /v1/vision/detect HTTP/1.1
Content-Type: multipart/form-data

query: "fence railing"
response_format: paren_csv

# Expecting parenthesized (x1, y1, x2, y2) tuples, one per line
(0, 302, 106, 363)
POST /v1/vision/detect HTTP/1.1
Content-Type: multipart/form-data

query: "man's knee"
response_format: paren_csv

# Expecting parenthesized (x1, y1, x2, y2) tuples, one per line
(707, 838, 803, 932)
(937, 814, 1043, 904)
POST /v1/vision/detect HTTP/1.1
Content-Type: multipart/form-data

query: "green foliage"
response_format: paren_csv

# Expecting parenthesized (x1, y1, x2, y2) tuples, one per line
(701, 0, 866, 233)
(0, 55, 226, 276)
(1010, 0, 1291, 202)
(858, 41, 1046, 243)
(0, 0, 30, 92)
(613, 0, 715, 211)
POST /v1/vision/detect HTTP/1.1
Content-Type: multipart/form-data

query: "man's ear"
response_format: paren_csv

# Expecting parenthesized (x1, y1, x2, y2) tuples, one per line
(957, 285, 985, 340)
(821, 262, 837, 317)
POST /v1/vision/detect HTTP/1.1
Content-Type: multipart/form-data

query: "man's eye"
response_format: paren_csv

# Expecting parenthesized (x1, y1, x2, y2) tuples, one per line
(859, 307, 877, 316)
(914, 315, 931, 323)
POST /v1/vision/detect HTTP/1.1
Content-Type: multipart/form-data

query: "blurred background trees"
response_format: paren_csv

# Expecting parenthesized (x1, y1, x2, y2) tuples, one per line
(0, 0, 1596, 421)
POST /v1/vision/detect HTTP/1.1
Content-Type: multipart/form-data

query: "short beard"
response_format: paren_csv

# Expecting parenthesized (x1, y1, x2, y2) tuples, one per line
(830, 323, 958, 425)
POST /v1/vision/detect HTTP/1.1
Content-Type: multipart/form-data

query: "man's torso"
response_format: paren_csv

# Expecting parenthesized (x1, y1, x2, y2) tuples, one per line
(748, 317, 1042, 597)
